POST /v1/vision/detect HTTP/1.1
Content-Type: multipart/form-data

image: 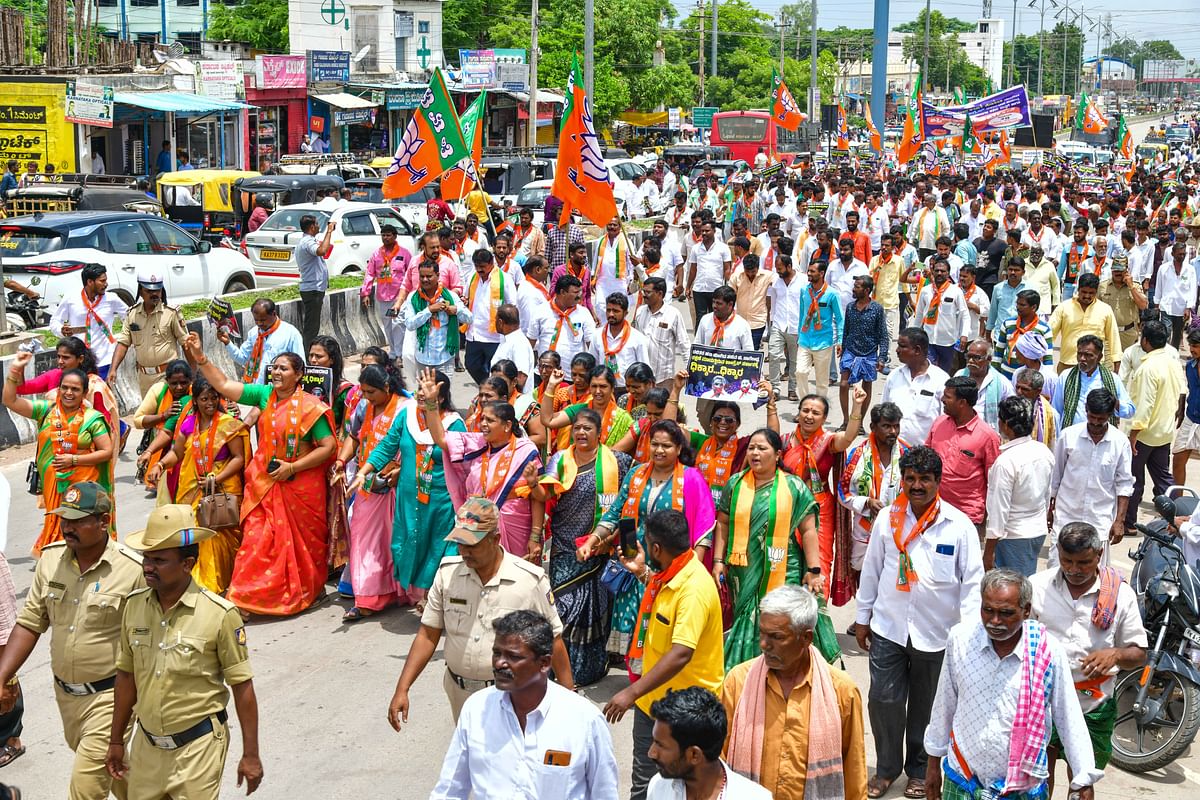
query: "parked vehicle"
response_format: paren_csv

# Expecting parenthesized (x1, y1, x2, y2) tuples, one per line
(158, 169, 260, 242)
(688, 159, 751, 184)
(2, 174, 162, 218)
(343, 179, 435, 230)
(232, 174, 345, 232)
(479, 150, 555, 203)
(1111, 488, 1200, 772)
(277, 153, 379, 179)
(0, 211, 256, 308)
(241, 202, 419, 287)
(4, 290, 49, 332)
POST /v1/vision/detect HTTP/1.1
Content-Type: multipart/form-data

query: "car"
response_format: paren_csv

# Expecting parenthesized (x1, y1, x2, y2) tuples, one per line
(342, 179, 434, 230)
(241, 202, 419, 288)
(0, 211, 257, 310)
(509, 179, 628, 227)
(688, 159, 751, 184)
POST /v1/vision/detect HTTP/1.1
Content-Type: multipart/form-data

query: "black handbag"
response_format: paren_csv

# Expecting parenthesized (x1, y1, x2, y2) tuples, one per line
(25, 461, 39, 496)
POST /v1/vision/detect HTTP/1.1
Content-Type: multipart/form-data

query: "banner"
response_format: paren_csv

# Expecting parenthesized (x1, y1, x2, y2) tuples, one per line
(195, 61, 245, 101)
(64, 83, 113, 129)
(685, 345, 766, 406)
(256, 55, 306, 89)
(919, 85, 1032, 138)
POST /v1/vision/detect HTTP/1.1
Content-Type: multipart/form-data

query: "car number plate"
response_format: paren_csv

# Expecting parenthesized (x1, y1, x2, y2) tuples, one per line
(259, 249, 291, 261)
(1185, 627, 1200, 646)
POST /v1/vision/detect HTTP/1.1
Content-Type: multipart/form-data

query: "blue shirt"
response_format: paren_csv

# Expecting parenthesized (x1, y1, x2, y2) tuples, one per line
(796, 283, 843, 351)
(987, 280, 1026, 332)
(1187, 359, 1200, 424)
(842, 299, 888, 362)
(226, 319, 306, 382)
(0, 172, 16, 195)
(155, 149, 172, 174)
(1049, 366, 1136, 427)
(296, 234, 330, 292)
(954, 239, 978, 268)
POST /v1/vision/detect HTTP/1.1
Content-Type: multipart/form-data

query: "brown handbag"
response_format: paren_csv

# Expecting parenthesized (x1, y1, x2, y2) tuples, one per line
(196, 475, 241, 530)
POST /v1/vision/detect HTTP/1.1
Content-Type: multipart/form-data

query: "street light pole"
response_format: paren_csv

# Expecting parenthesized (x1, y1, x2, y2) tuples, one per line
(809, 0, 818, 114)
(584, 0, 594, 100)
(710, 0, 717, 77)
(922, 0, 930, 90)
(527, 0, 539, 147)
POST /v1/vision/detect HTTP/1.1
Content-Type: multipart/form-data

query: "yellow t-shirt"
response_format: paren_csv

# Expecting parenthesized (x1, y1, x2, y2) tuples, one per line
(463, 190, 492, 221)
(636, 556, 725, 714)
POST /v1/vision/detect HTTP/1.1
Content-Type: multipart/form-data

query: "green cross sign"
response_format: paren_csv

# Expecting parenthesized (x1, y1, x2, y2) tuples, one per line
(320, 0, 347, 27)
(417, 37, 431, 69)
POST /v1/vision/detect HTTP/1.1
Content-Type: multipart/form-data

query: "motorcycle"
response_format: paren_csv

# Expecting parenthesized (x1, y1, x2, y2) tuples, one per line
(4, 291, 48, 332)
(1109, 487, 1200, 772)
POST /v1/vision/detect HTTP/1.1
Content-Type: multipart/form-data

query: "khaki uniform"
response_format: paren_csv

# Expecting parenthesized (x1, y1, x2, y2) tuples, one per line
(115, 303, 188, 395)
(1099, 279, 1142, 351)
(421, 551, 563, 719)
(16, 540, 145, 800)
(117, 581, 253, 800)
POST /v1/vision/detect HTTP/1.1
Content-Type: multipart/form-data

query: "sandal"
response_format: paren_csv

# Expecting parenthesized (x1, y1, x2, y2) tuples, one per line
(0, 743, 25, 768)
(867, 775, 897, 799)
(904, 777, 927, 799)
(342, 607, 374, 623)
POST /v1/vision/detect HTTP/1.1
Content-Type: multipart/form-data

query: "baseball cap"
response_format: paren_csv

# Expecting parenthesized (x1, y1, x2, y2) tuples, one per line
(445, 497, 500, 545)
(1111, 254, 1129, 272)
(49, 481, 112, 519)
(125, 505, 215, 552)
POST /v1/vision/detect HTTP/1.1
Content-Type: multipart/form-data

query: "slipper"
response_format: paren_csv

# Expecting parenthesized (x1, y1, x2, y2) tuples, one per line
(342, 607, 373, 623)
(0, 744, 25, 769)
(867, 775, 896, 799)
(903, 777, 927, 799)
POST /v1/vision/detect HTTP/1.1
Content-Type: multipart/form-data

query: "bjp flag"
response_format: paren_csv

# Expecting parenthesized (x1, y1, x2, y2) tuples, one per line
(550, 54, 618, 228)
(383, 68, 470, 199)
(441, 90, 487, 201)
(836, 101, 849, 149)
(1116, 114, 1133, 159)
(898, 75, 923, 164)
(961, 109, 981, 155)
(864, 100, 882, 153)
(1082, 97, 1110, 135)
(771, 68, 805, 131)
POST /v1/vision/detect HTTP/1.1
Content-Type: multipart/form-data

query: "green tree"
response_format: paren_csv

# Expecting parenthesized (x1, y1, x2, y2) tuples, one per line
(901, 16, 987, 95)
(1006, 22, 1084, 94)
(208, 0, 288, 52)
(1103, 38, 1184, 79)
(894, 11, 975, 35)
(778, 1, 812, 59)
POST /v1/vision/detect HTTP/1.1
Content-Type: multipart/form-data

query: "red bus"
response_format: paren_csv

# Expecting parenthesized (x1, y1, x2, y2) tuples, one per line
(709, 110, 802, 164)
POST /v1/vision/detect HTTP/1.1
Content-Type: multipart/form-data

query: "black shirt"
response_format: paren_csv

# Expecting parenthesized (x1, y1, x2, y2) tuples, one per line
(973, 235, 1007, 286)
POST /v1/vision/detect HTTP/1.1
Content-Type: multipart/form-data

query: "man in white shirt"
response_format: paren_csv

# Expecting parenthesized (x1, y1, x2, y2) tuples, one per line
(826, 238, 869, 311)
(431, 610, 619, 800)
(216, 297, 305, 383)
(882, 327, 950, 446)
(1128, 222, 1157, 287)
(695, 286, 753, 431)
(1154, 242, 1198, 348)
(767, 253, 805, 400)
(49, 263, 129, 376)
(593, 292, 649, 386)
(530, 273, 596, 363)
(516, 256, 552, 342)
(908, 194, 951, 258)
(628, 173, 660, 219)
(463, 249, 519, 384)
(855, 445, 983, 800)
(686, 220, 732, 329)
(634, 277, 690, 389)
(491, 304, 535, 394)
(594, 217, 635, 317)
(863, 193, 890, 254)
(914, 257, 971, 373)
(984, 396, 1055, 575)
(637, 220, 684, 297)
(664, 193, 693, 251)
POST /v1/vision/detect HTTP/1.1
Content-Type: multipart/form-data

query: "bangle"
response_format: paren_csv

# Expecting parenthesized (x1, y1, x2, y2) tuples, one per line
(196, 358, 209, 366)
(72, 455, 77, 466)
(667, 398, 679, 405)
(713, 558, 725, 564)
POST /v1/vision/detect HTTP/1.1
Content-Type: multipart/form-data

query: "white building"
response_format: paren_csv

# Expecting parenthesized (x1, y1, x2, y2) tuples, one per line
(287, 0, 447, 78)
(93, 0, 210, 49)
(856, 17, 1006, 96)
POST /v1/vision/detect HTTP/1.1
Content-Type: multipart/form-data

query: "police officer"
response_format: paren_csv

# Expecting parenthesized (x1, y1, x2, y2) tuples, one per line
(1098, 255, 1148, 353)
(0, 482, 143, 799)
(106, 505, 262, 799)
(387, 497, 575, 727)
(109, 267, 189, 396)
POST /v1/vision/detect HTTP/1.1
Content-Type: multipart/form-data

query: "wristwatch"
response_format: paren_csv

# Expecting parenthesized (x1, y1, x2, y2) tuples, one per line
(807, 567, 822, 576)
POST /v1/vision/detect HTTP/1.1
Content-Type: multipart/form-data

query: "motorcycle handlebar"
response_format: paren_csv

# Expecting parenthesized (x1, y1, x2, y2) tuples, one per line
(1135, 523, 1188, 556)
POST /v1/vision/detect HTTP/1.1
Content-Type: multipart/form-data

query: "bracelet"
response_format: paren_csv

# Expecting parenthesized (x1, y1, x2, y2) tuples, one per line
(424, 402, 439, 411)
(667, 398, 679, 405)
(4, 375, 19, 384)
(72, 455, 77, 467)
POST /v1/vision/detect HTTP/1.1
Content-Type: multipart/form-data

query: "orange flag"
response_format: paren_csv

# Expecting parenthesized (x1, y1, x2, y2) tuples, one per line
(550, 54, 618, 228)
(1082, 97, 1109, 135)
(383, 69, 470, 199)
(440, 90, 487, 201)
(898, 77, 923, 164)
(771, 68, 805, 131)
(836, 101, 849, 149)
(864, 101, 882, 153)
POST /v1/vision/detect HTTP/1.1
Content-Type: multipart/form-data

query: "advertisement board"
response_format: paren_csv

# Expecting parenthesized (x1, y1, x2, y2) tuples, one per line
(308, 50, 350, 83)
(64, 83, 113, 128)
(0, 82, 76, 170)
(256, 55, 307, 89)
(195, 61, 246, 101)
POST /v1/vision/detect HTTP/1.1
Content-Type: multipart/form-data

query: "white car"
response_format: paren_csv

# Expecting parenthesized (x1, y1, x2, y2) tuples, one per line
(242, 202, 419, 287)
(0, 211, 257, 308)
(510, 180, 628, 227)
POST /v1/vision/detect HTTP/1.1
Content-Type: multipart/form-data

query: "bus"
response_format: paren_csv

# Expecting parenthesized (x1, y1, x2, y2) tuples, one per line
(709, 110, 804, 164)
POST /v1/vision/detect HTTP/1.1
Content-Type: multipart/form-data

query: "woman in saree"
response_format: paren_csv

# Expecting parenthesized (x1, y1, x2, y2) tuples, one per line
(184, 333, 338, 617)
(545, 352, 596, 452)
(618, 362, 656, 421)
(463, 377, 508, 433)
(579, 419, 715, 659)
(133, 360, 192, 492)
(528, 409, 633, 686)
(309, 335, 356, 433)
(350, 370, 464, 608)
(539, 365, 634, 449)
(711, 428, 841, 668)
(144, 374, 249, 594)
(417, 368, 543, 559)
(4, 353, 114, 554)
(490, 359, 546, 450)
(613, 388, 670, 464)
(333, 365, 405, 622)
(781, 386, 868, 601)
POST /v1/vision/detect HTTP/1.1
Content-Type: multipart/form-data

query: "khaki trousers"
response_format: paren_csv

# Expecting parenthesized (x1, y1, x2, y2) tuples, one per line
(127, 718, 229, 800)
(56, 685, 130, 800)
(443, 668, 490, 722)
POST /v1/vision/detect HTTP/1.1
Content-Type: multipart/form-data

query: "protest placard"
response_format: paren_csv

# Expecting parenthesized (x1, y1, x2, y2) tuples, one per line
(685, 345, 766, 406)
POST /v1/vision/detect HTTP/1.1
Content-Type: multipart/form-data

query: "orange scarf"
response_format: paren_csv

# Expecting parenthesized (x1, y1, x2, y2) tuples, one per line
(628, 548, 694, 670)
(244, 319, 281, 382)
(1066, 242, 1090, 281)
(478, 436, 518, 499)
(467, 270, 506, 333)
(801, 284, 827, 332)
(727, 468, 794, 594)
(548, 302, 579, 350)
(597, 234, 628, 282)
(697, 435, 740, 490)
(889, 492, 942, 591)
(259, 389, 305, 461)
(80, 289, 115, 347)
(357, 394, 400, 469)
(528, 278, 550, 302)
(377, 244, 401, 282)
(923, 281, 949, 325)
(1008, 314, 1039, 350)
(709, 313, 732, 346)
(602, 322, 632, 374)
(418, 283, 446, 327)
(621, 461, 684, 525)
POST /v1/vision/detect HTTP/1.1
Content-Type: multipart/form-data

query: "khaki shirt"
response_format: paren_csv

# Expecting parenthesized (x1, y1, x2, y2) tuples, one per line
(1098, 279, 1140, 329)
(421, 551, 563, 680)
(116, 580, 253, 736)
(16, 540, 145, 685)
(114, 302, 187, 368)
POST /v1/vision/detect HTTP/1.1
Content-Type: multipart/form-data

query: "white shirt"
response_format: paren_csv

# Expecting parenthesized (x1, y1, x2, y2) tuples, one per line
(962, 284, 990, 337)
(1128, 238, 1157, 284)
(687, 240, 732, 293)
(531, 303, 596, 362)
(924, 621, 1103, 791)
(633, 302, 690, 383)
(516, 280, 552, 341)
(431, 681, 620, 800)
(882, 363, 950, 448)
(767, 273, 806, 335)
(914, 282, 972, 347)
(592, 323, 649, 385)
(985, 436, 1055, 541)
(640, 241, 683, 298)
(492, 330, 536, 395)
(1050, 421, 1135, 536)
(49, 290, 129, 367)
(855, 498, 983, 652)
(465, 270, 517, 344)
(923, 252, 965, 284)
(694, 312, 753, 351)
(646, 760, 772, 800)
(963, 212, 983, 243)
(1020, 225, 1055, 257)
(826, 257, 869, 310)
(1154, 260, 1198, 316)
(864, 206, 890, 251)
(1031, 568, 1148, 713)
(909, 206, 951, 250)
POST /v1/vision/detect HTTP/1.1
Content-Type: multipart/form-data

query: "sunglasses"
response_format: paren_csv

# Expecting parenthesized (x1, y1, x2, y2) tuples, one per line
(711, 415, 738, 424)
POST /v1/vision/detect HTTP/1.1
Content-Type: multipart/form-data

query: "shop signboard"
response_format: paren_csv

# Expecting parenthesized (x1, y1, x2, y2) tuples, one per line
(195, 61, 246, 101)
(497, 63, 528, 92)
(64, 83, 114, 129)
(692, 106, 718, 128)
(308, 50, 350, 84)
(386, 89, 425, 110)
(256, 55, 307, 89)
(333, 108, 374, 126)
(668, 107, 681, 130)
(0, 82, 75, 170)
(459, 49, 527, 89)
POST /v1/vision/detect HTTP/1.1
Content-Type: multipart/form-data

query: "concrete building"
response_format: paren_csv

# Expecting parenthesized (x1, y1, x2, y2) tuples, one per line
(287, 0, 447, 77)
(93, 0, 210, 49)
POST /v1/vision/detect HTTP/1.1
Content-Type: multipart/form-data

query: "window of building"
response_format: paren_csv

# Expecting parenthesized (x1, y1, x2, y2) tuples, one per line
(418, 20, 429, 33)
(97, 0, 117, 8)
(178, 0, 199, 7)
(131, 0, 158, 7)
(352, 8, 378, 71)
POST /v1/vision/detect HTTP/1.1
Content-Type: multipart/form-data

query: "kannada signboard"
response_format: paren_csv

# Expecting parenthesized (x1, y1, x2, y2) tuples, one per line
(497, 62, 528, 92)
(0, 82, 75, 170)
(333, 108, 374, 126)
(692, 106, 718, 128)
(195, 61, 246, 101)
(386, 88, 425, 110)
(256, 55, 307, 89)
(308, 50, 350, 83)
(64, 83, 114, 129)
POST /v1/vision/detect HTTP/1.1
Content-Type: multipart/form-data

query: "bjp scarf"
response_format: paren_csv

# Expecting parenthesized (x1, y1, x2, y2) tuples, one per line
(597, 234, 629, 282)
(802, 285, 827, 332)
(727, 469, 795, 594)
(540, 444, 620, 528)
(889, 492, 941, 591)
(628, 548, 694, 674)
(696, 435, 740, 490)
(1065, 242, 1091, 282)
(80, 290, 115, 347)
(410, 284, 461, 354)
(467, 270, 506, 333)
(923, 281, 949, 325)
(710, 314, 732, 346)
(243, 319, 280, 382)
(621, 461, 684, 525)
(548, 302, 579, 350)
(602, 322, 632, 376)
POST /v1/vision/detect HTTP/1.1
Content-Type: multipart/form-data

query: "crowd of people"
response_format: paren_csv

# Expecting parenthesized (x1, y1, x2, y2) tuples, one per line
(2, 125, 1200, 799)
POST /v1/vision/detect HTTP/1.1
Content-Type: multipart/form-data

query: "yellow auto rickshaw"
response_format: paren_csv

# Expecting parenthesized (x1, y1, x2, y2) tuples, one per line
(158, 169, 260, 241)
(368, 156, 393, 172)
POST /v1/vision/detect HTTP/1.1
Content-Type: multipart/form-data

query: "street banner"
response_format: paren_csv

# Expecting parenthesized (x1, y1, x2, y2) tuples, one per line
(685, 345, 766, 407)
(898, 74, 923, 164)
(382, 68, 470, 199)
(919, 85, 1032, 138)
(65, 83, 113, 129)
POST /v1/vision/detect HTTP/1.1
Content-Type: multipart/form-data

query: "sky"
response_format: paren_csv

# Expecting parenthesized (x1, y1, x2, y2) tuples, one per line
(670, 0, 1200, 62)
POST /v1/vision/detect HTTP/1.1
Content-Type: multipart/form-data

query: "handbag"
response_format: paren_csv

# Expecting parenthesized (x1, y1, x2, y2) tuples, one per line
(25, 462, 40, 496)
(196, 475, 240, 530)
(598, 557, 636, 596)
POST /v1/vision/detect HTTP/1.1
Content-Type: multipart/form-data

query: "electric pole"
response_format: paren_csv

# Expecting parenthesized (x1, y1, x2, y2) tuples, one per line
(922, 0, 931, 90)
(584, 0, 594, 101)
(1008, 0, 1018, 87)
(698, 0, 706, 105)
(710, 0, 717, 77)
(527, 0, 539, 147)
(777, 13, 787, 76)
(809, 0, 818, 113)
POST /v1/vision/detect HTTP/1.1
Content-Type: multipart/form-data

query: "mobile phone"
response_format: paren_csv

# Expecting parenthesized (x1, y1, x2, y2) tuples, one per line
(267, 458, 281, 473)
(618, 518, 637, 559)
(385, 308, 399, 318)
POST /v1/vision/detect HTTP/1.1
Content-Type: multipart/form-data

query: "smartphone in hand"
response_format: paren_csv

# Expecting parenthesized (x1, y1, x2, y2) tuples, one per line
(618, 518, 638, 560)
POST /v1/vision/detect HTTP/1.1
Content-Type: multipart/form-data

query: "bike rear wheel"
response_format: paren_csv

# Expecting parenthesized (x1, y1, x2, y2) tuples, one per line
(1110, 668, 1200, 772)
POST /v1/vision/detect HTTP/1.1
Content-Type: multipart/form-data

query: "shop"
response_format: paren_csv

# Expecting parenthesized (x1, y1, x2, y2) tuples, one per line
(308, 92, 381, 156)
(247, 55, 309, 167)
(112, 91, 254, 175)
(347, 83, 427, 159)
(0, 78, 78, 172)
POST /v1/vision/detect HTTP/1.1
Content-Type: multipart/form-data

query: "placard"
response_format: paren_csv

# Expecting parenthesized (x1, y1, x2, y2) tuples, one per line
(205, 297, 240, 337)
(262, 364, 334, 403)
(685, 345, 766, 406)
(64, 83, 113, 129)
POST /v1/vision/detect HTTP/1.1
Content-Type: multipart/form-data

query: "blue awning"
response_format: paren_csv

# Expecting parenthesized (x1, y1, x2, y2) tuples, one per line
(113, 91, 254, 114)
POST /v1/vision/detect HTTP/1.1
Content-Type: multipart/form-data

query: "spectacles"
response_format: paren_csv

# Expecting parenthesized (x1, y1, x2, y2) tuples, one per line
(965, 353, 989, 362)
(711, 415, 738, 424)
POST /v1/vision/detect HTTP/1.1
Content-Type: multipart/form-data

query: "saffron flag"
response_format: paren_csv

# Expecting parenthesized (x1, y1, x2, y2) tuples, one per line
(1117, 114, 1133, 159)
(770, 68, 805, 131)
(1081, 95, 1109, 135)
(383, 69, 470, 199)
(550, 53, 618, 228)
(441, 90, 488, 201)
(898, 75, 923, 164)
(864, 100, 882, 153)
(836, 101, 849, 149)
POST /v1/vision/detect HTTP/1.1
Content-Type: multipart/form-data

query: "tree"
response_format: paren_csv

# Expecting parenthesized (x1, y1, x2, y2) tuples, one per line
(900, 14, 987, 95)
(1103, 38, 1184, 79)
(208, 0, 288, 52)
(894, 11, 975, 35)
(778, 1, 812, 59)
(1006, 22, 1084, 94)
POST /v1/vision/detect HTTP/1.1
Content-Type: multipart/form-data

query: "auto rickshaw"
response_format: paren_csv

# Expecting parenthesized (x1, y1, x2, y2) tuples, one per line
(158, 169, 260, 241)
(1, 174, 163, 218)
(232, 173, 345, 233)
(368, 156, 393, 172)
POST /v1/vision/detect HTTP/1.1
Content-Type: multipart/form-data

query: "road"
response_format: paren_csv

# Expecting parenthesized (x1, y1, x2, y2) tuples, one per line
(0, 350, 1196, 799)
